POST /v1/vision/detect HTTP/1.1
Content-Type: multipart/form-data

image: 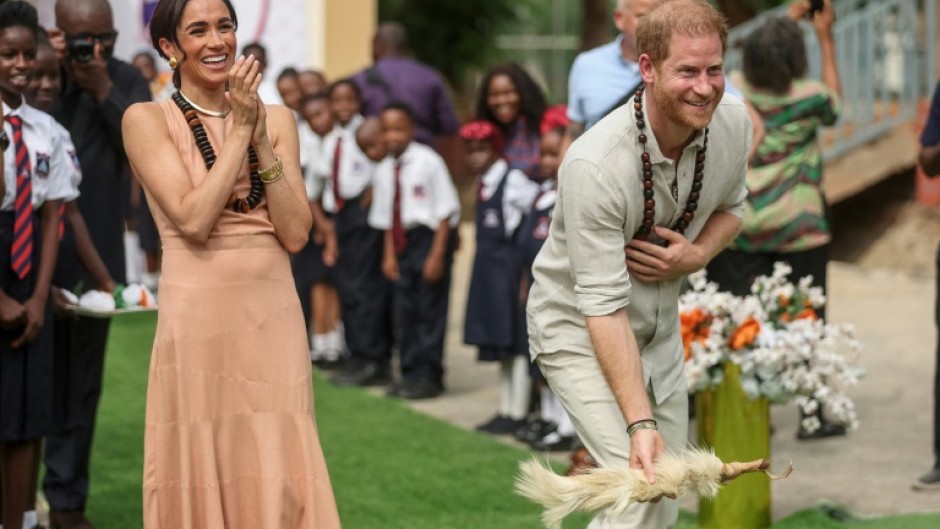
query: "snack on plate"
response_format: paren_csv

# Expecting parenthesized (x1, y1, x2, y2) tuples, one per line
(78, 290, 116, 312)
(117, 283, 156, 308)
(71, 283, 157, 312)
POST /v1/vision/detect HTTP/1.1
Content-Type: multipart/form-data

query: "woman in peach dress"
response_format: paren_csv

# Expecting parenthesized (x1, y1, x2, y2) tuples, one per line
(122, 0, 342, 527)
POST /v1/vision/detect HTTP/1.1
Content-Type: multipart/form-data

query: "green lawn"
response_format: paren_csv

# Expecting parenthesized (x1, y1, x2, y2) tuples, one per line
(78, 313, 940, 528)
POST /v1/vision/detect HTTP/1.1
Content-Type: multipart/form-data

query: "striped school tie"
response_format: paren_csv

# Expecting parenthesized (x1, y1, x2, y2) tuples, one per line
(6, 115, 33, 279)
(392, 161, 406, 254)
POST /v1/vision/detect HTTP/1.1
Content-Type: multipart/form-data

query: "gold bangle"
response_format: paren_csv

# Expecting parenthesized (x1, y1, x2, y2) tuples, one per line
(258, 157, 284, 184)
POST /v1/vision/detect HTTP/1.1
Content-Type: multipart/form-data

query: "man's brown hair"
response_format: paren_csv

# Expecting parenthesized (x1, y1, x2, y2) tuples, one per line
(635, 0, 728, 65)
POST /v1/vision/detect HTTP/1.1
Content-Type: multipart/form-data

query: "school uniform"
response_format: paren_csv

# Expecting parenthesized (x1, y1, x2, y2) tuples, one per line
(369, 142, 460, 388)
(464, 159, 538, 361)
(0, 101, 76, 443)
(518, 180, 557, 284)
(318, 116, 393, 375)
(292, 125, 332, 327)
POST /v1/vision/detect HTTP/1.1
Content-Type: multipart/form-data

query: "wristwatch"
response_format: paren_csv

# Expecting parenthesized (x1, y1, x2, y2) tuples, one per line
(0, 130, 8, 152)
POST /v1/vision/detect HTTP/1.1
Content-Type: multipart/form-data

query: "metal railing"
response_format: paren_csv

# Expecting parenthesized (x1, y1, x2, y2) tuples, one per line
(725, 0, 936, 161)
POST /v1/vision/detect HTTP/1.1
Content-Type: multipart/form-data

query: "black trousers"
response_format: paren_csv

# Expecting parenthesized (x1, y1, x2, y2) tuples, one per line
(705, 244, 829, 320)
(934, 244, 940, 469)
(394, 227, 455, 385)
(43, 316, 111, 512)
(334, 198, 392, 365)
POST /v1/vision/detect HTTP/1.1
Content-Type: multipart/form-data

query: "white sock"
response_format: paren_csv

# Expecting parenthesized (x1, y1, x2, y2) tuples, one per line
(545, 389, 576, 436)
(541, 387, 554, 422)
(498, 358, 513, 416)
(509, 355, 532, 420)
(333, 323, 347, 356)
(22, 510, 37, 529)
(312, 334, 329, 361)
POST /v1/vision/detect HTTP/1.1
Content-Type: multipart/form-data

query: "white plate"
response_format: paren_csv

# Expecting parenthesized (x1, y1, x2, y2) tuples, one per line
(66, 305, 158, 319)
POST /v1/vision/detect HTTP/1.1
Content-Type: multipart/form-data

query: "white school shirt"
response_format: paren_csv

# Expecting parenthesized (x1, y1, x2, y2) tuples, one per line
(1, 101, 76, 211)
(299, 124, 327, 200)
(533, 179, 557, 210)
(477, 158, 539, 237)
(369, 141, 460, 231)
(317, 114, 373, 213)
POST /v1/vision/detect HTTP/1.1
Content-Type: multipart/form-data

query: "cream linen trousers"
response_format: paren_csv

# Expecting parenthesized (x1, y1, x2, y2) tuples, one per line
(537, 350, 689, 529)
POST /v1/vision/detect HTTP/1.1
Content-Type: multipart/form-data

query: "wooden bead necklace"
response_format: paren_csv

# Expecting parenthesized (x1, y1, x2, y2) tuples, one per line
(632, 86, 708, 242)
(172, 91, 264, 213)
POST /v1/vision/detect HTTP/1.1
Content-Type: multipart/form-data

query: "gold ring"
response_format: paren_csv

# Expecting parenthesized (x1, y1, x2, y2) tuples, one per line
(249, 93, 258, 100)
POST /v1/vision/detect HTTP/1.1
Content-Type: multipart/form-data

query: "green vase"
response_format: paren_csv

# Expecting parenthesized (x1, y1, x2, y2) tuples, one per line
(696, 363, 771, 529)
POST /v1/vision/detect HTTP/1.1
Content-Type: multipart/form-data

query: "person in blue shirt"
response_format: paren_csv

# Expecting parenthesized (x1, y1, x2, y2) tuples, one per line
(561, 0, 756, 156)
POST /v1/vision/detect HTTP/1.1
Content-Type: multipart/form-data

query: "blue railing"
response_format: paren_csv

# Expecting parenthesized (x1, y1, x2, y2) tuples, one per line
(725, 0, 936, 161)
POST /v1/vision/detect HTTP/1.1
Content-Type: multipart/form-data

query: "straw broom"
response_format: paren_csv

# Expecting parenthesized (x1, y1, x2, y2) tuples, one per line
(515, 448, 793, 529)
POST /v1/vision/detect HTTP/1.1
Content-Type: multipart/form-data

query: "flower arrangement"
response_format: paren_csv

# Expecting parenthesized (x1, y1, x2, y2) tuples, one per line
(680, 262, 863, 433)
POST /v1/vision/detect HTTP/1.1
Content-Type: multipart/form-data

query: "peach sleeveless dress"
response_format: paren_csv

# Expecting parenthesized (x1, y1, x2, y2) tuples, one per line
(141, 99, 342, 529)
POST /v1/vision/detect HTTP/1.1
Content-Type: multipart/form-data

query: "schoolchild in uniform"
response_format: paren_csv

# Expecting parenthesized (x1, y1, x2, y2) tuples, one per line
(314, 80, 394, 386)
(459, 120, 539, 434)
(516, 105, 577, 451)
(370, 102, 460, 400)
(0, 4, 75, 528)
(21, 30, 114, 529)
(297, 92, 344, 366)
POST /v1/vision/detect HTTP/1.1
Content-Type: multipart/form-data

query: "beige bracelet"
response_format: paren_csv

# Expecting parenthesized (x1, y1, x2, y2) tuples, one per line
(627, 420, 659, 436)
(259, 157, 284, 184)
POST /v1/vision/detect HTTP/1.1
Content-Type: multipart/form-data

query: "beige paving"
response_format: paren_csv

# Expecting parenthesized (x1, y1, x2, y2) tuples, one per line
(390, 223, 940, 521)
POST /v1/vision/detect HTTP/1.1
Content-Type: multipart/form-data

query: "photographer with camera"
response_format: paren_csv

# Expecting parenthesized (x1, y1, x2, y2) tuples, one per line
(43, 1, 150, 528)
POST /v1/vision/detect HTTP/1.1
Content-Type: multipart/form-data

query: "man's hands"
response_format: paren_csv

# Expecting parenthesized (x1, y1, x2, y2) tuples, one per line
(625, 226, 706, 282)
(630, 429, 677, 502)
(68, 42, 114, 105)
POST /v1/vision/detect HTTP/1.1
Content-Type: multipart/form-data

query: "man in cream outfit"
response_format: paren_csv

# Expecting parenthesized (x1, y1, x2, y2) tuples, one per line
(527, 1, 751, 527)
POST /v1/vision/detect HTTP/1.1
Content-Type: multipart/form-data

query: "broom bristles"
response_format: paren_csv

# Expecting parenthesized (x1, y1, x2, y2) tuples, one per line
(515, 449, 727, 529)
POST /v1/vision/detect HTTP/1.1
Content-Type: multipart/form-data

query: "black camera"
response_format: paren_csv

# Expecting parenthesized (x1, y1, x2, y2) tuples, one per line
(65, 31, 118, 62)
(66, 37, 96, 62)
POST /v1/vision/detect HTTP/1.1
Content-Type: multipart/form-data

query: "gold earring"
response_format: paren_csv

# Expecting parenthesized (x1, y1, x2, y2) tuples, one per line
(168, 56, 179, 70)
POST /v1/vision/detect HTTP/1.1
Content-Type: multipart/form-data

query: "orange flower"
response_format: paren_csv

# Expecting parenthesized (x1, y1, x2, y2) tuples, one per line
(681, 309, 711, 360)
(729, 317, 761, 351)
(796, 308, 817, 321)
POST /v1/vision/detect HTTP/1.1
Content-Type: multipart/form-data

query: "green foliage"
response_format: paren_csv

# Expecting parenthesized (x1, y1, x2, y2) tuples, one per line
(379, 0, 526, 86)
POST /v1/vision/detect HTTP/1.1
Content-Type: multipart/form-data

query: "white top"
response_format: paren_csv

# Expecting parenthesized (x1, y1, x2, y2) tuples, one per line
(317, 114, 374, 212)
(298, 123, 327, 200)
(369, 141, 460, 231)
(533, 179, 557, 210)
(2, 101, 77, 210)
(477, 158, 539, 236)
(258, 79, 282, 107)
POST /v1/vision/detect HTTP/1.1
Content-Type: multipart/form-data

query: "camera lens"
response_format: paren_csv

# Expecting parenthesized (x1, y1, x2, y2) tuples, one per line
(68, 40, 95, 62)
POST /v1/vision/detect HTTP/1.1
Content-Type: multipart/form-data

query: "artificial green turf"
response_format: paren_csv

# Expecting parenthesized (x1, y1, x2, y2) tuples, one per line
(80, 314, 940, 529)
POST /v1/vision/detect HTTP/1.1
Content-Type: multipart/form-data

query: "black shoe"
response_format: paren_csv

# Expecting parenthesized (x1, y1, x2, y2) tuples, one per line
(513, 419, 557, 443)
(476, 415, 526, 435)
(913, 468, 940, 491)
(315, 356, 346, 371)
(530, 431, 576, 452)
(796, 421, 847, 440)
(330, 360, 391, 387)
(395, 379, 444, 400)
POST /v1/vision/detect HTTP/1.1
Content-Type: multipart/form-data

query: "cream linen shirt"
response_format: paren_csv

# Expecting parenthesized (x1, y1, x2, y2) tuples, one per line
(527, 91, 751, 404)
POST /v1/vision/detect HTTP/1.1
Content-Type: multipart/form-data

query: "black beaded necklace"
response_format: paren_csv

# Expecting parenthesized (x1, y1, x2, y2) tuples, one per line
(171, 91, 264, 213)
(632, 86, 708, 241)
